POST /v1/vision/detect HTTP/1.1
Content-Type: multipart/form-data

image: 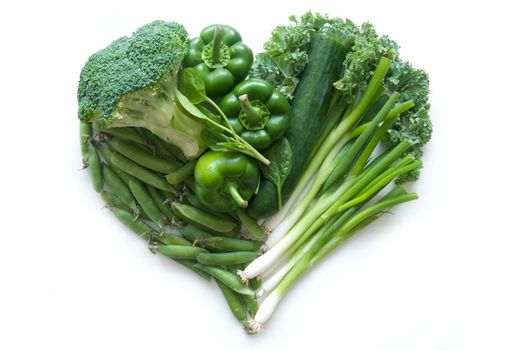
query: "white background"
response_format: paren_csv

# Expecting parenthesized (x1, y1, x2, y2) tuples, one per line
(1, 0, 509, 349)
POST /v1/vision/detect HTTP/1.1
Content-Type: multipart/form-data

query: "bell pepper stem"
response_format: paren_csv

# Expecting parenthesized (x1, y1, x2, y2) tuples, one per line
(226, 183, 248, 209)
(239, 94, 262, 125)
(211, 25, 224, 65)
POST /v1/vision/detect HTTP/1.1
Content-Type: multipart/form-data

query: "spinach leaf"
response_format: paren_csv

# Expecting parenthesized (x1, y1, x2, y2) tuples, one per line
(261, 138, 293, 209)
(177, 68, 207, 104)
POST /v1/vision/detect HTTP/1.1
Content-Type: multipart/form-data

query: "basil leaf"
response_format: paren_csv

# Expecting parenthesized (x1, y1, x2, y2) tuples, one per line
(261, 138, 293, 209)
(177, 68, 207, 104)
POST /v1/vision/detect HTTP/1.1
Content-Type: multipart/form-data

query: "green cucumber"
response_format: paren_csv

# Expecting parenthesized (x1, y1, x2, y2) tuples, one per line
(248, 32, 348, 218)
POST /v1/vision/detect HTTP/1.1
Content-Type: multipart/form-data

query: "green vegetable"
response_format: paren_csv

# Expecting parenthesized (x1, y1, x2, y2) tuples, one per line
(216, 279, 250, 330)
(99, 127, 148, 147)
(128, 178, 164, 228)
(156, 245, 209, 260)
(77, 21, 209, 159)
(164, 160, 196, 185)
(181, 225, 214, 245)
(102, 164, 138, 212)
(235, 208, 267, 242)
(108, 138, 182, 174)
(183, 25, 253, 96)
(146, 186, 174, 223)
(110, 151, 173, 192)
(200, 237, 262, 252)
(249, 31, 349, 218)
(87, 143, 103, 193)
(196, 251, 261, 266)
(171, 202, 237, 235)
(194, 151, 260, 213)
(219, 79, 291, 149)
(79, 122, 91, 166)
(193, 265, 254, 296)
(250, 12, 357, 100)
(259, 138, 292, 209)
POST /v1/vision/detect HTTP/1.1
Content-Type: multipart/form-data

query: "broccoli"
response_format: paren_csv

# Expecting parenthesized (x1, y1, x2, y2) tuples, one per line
(77, 21, 206, 158)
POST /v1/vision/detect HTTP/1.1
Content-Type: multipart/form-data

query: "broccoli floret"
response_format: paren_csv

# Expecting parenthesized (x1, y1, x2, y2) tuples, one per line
(77, 20, 206, 158)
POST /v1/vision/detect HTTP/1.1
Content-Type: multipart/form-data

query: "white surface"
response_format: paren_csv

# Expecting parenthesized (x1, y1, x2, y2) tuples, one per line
(1, 0, 509, 349)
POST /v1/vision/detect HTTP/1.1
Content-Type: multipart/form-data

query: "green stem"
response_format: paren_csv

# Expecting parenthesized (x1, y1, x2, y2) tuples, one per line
(206, 97, 270, 165)
(211, 25, 224, 65)
(226, 183, 247, 208)
(239, 94, 262, 125)
(349, 100, 414, 139)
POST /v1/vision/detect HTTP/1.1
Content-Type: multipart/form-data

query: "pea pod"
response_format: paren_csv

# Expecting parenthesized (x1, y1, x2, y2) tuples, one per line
(235, 208, 267, 242)
(137, 128, 187, 162)
(101, 191, 131, 213)
(171, 202, 237, 236)
(216, 279, 249, 330)
(128, 178, 164, 228)
(165, 160, 196, 185)
(201, 236, 262, 252)
(99, 127, 148, 146)
(109, 138, 182, 174)
(156, 245, 208, 260)
(181, 225, 214, 245)
(111, 207, 152, 239)
(102, 164, 137, 211)
(196, 251, 261, 266)
(146, 186, 174, 223)
(110, 151, 173, 192)
(87, 143, 103, 193)
(156, 233, 192, 247)
(193, 264, 254, 296)
(240, 294, 258, 318)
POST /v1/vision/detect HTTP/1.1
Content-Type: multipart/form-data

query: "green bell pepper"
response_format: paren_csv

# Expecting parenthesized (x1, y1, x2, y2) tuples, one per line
(183, 25, 253, 96)
(219, 79, 291, 150)
(194, 151, 260, 213)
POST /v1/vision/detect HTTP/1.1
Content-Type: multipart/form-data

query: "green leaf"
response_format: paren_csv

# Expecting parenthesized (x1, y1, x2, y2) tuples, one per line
(175, 90, 223, 130)
(177, 68, 207, 104)
(261, 138, 293, 209)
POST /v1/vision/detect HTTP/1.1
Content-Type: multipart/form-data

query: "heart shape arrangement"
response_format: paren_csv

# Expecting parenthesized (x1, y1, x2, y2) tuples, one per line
(78, 12, 432, 334)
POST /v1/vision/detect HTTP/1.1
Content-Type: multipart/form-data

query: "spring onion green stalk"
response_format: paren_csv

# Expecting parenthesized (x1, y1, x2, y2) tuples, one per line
(240, 139, 411, 282)
(249, 191, 418, 332)
(266, 91, 400, 246)
(260, 57, 392, 234)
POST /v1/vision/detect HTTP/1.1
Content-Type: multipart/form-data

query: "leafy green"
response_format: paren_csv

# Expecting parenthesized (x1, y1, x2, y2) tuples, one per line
(250, 12, 359, 100)
(178, 68, 207, 104)
(261, 138, 293, 209)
